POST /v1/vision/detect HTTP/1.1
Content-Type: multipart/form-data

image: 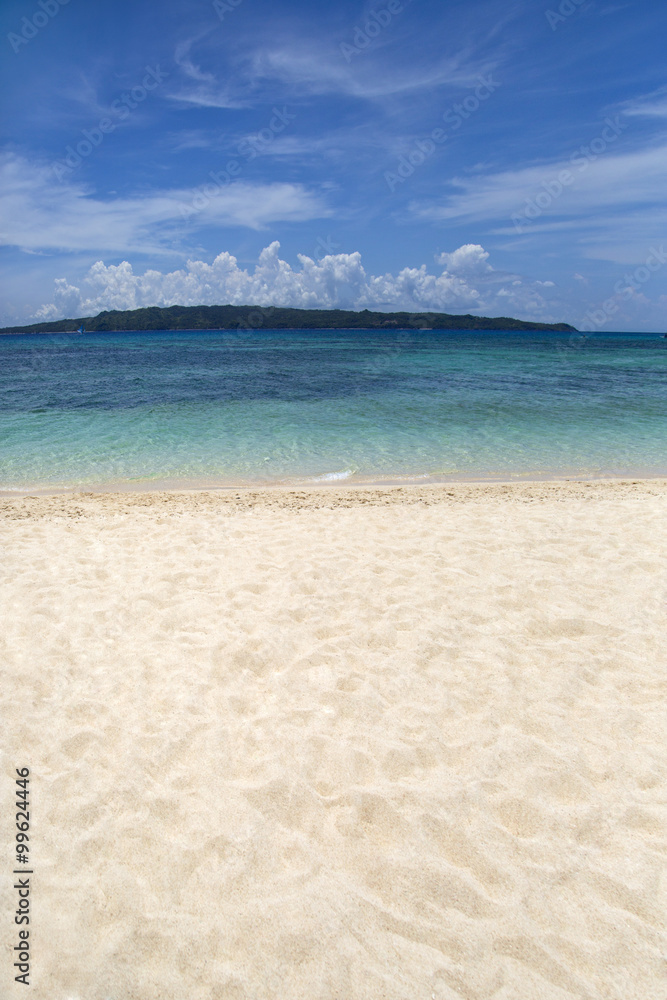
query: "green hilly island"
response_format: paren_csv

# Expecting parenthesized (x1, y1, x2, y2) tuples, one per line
(1, 305, 576, 334)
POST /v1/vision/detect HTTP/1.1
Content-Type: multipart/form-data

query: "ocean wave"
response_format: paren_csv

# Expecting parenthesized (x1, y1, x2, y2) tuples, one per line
(310, 469, 356, 482)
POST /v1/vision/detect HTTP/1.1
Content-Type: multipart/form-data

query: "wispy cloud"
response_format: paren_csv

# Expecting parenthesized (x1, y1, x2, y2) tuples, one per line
(166, 11, 499, 112)
(246, 44, 483, 101)
(168, 36, 247, 109)
(167, 129, 223, 152)
(618, 85, 667, 119)
(0, 153, 331, 255)
(411, 142, 667, 248)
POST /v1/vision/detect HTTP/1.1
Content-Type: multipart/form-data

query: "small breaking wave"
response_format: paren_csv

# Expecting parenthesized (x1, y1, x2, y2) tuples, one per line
(310, 469, 356, 482)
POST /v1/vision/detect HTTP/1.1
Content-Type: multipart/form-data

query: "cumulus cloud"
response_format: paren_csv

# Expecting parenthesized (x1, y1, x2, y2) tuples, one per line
(33, 241, 558, 321)
(436, 244, 493, 276)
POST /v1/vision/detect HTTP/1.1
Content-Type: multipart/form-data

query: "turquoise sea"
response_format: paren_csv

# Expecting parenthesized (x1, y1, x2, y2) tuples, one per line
(0, 328, 665, 490)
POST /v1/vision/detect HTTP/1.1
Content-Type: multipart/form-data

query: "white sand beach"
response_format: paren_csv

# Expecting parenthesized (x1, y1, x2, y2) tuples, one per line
(1, 480, 666, 1000)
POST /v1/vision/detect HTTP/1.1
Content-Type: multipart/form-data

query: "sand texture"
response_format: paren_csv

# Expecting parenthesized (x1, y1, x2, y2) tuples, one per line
(1, 480, 666, 999)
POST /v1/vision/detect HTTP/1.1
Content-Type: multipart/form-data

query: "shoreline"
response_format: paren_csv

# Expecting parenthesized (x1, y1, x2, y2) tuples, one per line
(1, 468, 666, 497)
(2, 475, 665, 517)
(3, 470, 667, 500)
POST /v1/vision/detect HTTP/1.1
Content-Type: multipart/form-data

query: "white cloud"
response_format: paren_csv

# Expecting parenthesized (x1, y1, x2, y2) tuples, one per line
(619, 85, 667, 119)
(246, 45, 480, 102)
(0, 153, 330, 255)
(436, 243, 493, 276)
(167, 17, 496, 110)
(33, 241, 558, 322)
(167, 36, 248, 109)
(412, 142, 667, 262)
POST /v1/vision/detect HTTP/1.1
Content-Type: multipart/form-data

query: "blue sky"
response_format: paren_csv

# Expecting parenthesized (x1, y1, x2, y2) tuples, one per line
(1, 0, 666, 330)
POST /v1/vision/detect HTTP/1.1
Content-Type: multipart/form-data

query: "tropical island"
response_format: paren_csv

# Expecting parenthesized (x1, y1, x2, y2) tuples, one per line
(1, 304, 577, 334)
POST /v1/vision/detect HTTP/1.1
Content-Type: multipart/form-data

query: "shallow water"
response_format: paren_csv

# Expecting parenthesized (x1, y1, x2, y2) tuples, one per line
(0, 328, 665, 488)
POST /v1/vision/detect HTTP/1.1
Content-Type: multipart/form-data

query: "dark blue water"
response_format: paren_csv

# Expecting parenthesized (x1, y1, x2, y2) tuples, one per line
(0, 329, 665, 488)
